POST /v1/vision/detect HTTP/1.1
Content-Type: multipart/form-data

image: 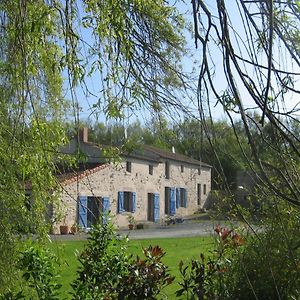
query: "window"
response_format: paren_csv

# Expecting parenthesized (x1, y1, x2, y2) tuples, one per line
(198, 168, 201, 175)
(117, 191, 136, 213)
(165, 187, 171, 214)
(181, 165, 184, 173)
(147, 193, 160, 223)
(197, 184, 201, 205)
(149, 165, 153, 175)
(124, 192, 133, 212)
(87, 196, 102, 227)
(180, 188, 187, 207)
(176, 188, 187, 208)
(126, 161, 132, 173)
(203, 184, 207, 195)
(165, 162, 170, 179)
(165, 187, 176, 215)
(78, 196, 110, 228)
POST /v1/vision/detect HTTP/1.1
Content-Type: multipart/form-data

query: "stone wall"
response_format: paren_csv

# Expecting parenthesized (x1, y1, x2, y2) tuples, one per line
(53, 158, 211, 233)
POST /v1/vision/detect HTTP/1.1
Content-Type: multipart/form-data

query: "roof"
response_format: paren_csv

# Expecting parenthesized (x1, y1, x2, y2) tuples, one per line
(60, 138, 211, 168)
(141, 145, 211, 168)
(57, 164, 109, 186)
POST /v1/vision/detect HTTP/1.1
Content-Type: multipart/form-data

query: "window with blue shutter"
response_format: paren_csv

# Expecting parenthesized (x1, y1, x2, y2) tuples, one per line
(176, 188, 181, 208)
(118, 191, 136, 213)
(183, 189, 187, 208)
(78, 196, 87, 228)
(117, 191, 124, 213)
(132, 192, 136, 213)
(154, 193, 160, 223)
(170, 187, 176, 215)
(102, 197, 110, 224)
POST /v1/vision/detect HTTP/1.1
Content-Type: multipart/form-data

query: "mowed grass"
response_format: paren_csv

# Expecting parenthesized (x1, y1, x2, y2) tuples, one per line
(50, 235, 215, 298)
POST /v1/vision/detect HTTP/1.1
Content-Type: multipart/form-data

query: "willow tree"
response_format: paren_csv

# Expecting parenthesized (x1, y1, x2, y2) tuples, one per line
(0, 0, 185, 292)
(191, 0, 300, 206)
(190, 1, 300, 298)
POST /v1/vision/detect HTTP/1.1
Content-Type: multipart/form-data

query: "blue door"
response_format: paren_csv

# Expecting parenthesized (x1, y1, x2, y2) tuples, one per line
(154, 193, 160, 223)
(170, 187, 176, 215)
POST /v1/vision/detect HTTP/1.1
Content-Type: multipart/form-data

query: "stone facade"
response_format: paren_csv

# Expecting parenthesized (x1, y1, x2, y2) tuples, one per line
(53, 153, 211, 233)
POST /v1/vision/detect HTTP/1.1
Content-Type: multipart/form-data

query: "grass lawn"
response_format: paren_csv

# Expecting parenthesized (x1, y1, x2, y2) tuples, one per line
(50, 235, 215, 298)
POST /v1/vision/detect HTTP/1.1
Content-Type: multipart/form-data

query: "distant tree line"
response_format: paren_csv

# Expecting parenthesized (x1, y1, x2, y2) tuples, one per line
(68, 114, 299, 190)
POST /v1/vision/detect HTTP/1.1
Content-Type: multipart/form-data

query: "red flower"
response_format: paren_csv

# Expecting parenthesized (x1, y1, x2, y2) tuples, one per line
(214, 225, 232, 240)
(232, 233, 245, 246)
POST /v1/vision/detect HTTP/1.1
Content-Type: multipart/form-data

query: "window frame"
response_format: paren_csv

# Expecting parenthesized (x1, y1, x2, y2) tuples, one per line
(123, 192, 133, 212)
(117, 191, 136, 213)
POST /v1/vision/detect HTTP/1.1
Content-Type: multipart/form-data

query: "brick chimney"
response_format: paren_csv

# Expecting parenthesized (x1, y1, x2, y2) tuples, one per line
(79, 127, 88, 143)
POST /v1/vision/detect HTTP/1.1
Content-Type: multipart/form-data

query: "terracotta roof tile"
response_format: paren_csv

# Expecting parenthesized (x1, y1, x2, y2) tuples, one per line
(57, 164, 109, 186)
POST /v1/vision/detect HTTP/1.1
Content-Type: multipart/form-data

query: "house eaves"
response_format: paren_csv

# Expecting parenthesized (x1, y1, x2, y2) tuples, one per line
(57, 164, 109, 186)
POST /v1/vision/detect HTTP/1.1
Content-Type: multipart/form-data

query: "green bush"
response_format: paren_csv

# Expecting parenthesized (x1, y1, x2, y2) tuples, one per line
(71, 223, 129, 299)
(118, 246, 174, 299)
(223, 205, 300, 299)
(18, 245, 62, 300)
(72, 222, 173, 299)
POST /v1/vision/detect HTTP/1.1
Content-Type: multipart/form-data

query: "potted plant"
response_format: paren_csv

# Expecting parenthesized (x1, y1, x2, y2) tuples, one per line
(59, 217, 69, 235)
(70, 223, 78, 234)
(127, 214, 136, 230)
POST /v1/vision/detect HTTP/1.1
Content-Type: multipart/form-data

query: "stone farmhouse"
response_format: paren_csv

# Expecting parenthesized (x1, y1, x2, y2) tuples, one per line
(52, 129, 211, 233)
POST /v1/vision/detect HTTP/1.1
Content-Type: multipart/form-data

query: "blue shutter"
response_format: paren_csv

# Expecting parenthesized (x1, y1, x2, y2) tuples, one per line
(117, 192, 124, 213)
(78, 196, 87, 228)
(102, 197, 110, 224)
(183, 189, 187, 208)
(176, 188, 181, 208)
(154, 193, 160, 223)
(132, 192, 136, 213)
(170, 187, 176, 216)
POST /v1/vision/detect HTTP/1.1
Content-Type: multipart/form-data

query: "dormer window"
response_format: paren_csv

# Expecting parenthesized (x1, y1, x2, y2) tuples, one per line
(126, 161, 132, 173)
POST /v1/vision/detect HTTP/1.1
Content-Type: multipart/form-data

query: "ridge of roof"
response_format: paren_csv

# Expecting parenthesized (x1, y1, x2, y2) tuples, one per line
(143, 145, 211, 167)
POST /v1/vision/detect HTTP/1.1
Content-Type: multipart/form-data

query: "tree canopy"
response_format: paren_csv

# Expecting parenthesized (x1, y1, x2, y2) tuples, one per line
(1, 0, 300, 296)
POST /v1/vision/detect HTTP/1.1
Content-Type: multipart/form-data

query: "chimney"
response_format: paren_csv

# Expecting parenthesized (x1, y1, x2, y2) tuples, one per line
(79, 127, 88, 143)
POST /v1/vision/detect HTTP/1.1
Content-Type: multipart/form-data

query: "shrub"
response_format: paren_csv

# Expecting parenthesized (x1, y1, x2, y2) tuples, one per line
(118, 246, 174, 299)
(72, 222, 173, 299)
(223, 206, 300, 300)
(71, 222, 129, 299)
(18, 245, 62, 300)
(177, 201, 300, 300)
(176, 224, 246, 299)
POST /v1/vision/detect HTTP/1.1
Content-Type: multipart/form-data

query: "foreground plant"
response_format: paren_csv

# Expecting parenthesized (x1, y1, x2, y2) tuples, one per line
(18, 246, 62, 300)
(176, 225, 245, 299)
(118, 246, 174, 299)
(72, 223, 173, 299)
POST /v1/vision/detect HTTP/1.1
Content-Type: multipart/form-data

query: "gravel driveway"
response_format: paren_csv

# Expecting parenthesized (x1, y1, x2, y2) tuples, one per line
(50, 220, 241, 241)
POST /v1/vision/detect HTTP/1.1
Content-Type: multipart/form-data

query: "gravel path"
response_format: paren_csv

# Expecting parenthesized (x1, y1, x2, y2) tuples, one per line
(50, 220, 240, 241)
